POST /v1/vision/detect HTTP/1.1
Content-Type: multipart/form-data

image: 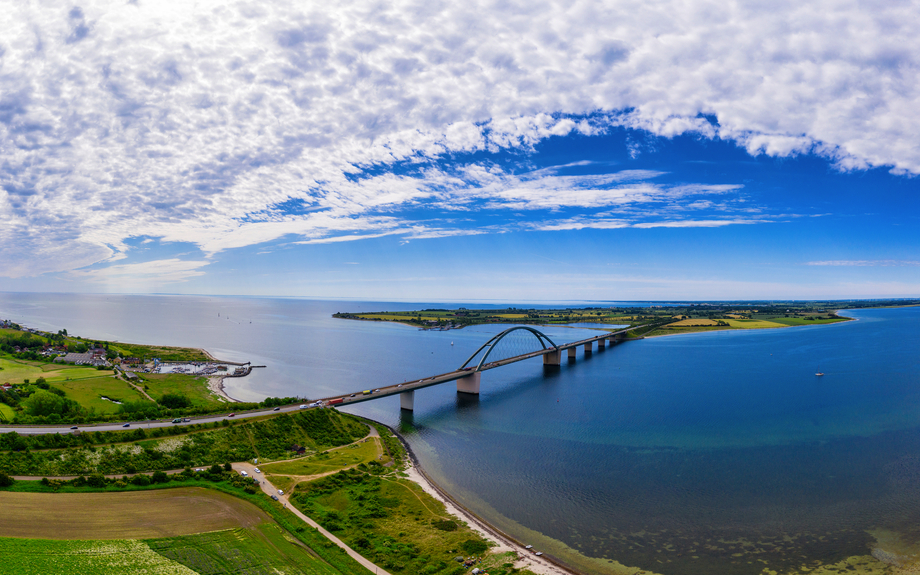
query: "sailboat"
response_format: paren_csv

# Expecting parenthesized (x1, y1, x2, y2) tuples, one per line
(815, 367, 825, 377)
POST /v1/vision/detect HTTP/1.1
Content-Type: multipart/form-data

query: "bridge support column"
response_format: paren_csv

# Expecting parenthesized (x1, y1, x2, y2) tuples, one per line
(400, 390, 415, 411)
(456, 372, 481, 395)
(543, 350, 561, 366)
(584, 342, 593, 354)
(568, 347, 577, 360)
(598, 338, 607, 348)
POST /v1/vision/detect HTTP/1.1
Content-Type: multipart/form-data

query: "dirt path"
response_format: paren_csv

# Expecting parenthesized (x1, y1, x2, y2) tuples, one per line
(233, 460, 392, 575)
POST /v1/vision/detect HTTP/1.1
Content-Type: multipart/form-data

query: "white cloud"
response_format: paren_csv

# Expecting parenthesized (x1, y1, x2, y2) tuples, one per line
(66, 258, 209, 287)
(1, 0, 917, 277)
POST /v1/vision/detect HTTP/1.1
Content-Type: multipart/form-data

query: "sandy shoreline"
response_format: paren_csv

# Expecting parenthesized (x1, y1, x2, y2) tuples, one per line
(389, 427, 579, 575)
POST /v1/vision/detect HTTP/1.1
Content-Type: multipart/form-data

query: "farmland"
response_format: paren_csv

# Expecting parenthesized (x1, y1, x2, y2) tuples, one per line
(0, 538, 196, 575)
(0, 488, 266, 539)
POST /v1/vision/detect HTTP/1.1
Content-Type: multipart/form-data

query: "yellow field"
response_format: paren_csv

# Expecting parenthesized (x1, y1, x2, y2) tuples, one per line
(0, 488, 267, 539)
(669, 319, 720, 327)
(494, 313, 528, 319)
(0, 357, 112, 386)
(725, 319, 787, 329)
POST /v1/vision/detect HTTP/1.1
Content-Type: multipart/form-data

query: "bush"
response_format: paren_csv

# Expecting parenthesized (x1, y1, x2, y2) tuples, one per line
(159, 394, 191, 409)
(460, 539, 488, 555)
(151, 470, 169, 484)
(0, 473, 14, 487)
(130, 474, 151, 486)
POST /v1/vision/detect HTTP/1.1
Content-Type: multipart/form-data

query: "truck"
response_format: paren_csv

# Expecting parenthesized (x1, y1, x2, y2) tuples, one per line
(362, 390, 371, 395)
(327, 398, 344, 406)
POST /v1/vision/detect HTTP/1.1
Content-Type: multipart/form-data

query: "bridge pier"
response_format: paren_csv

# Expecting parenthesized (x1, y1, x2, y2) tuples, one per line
(584, 341, 593, 354)
(400, 390, 415, 411)
(543, 350, 561, 366)
(568, 347, 577, 360)
(598, 338, 607, 348)
(456, 371, 481, 395)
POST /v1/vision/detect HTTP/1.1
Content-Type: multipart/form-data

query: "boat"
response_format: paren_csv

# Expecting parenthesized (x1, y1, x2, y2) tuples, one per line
(816, 372, 825, 376)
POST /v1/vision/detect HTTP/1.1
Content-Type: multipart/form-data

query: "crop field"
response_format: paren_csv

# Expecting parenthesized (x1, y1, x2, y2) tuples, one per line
(55, 375, 150, 413)
(263, 439, 381, 478)
(148, 524, 341, 575)
(0, 488, 267, 539)
(668, 318, 720, 327)
(107, 343, 209, 363)
(0, 538, 196, 575)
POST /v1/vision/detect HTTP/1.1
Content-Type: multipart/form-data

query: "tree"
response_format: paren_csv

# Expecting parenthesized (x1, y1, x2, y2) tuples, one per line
(0, 473, 14, 487)
(24, 389, 66, 417)
(159, 394, 191, 409)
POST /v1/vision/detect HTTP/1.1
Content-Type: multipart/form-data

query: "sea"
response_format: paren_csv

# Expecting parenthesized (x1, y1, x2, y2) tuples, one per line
(2, 292, 920, 575)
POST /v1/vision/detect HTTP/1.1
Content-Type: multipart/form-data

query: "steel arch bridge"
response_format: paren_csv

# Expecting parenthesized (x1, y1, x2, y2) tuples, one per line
(459, 326, 559, 372)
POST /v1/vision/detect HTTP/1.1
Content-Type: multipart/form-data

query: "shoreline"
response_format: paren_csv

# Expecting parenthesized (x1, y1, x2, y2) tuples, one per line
(385, 423, 582, 575)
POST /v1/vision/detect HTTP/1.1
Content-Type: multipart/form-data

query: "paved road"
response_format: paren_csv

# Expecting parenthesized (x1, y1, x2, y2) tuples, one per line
(0, 403, 313, 435)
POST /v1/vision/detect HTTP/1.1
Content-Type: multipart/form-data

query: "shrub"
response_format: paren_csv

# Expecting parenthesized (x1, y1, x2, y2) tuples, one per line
(0, 473, 14, 487)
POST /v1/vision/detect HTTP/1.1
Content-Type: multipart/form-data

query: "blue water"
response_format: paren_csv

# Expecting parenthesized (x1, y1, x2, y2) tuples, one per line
(2, 293, 920, 574)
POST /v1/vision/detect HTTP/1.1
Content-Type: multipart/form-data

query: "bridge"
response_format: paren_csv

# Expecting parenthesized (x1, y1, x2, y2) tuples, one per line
(320, 325, 637, 411)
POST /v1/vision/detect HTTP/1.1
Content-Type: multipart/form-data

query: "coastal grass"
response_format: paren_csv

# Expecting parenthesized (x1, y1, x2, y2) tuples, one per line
(0, 538, 197, 575)
(293, 468, 503, 575)
(263, 439, 381, 477)
(725, 319, 787, 329)
(138, 372, 227, 408)
(106, 342, 209, 363)
(769, 316, 850, 326)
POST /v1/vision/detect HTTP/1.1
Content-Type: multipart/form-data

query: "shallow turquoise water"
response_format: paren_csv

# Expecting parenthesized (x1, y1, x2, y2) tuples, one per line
(2, 294, 919, 573)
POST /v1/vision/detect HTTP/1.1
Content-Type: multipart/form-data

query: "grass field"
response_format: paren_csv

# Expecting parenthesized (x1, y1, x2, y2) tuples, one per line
(768, 316, 850, 326)
(107, 343, 209, 362)
(0, 403, 15, 422)
(263, 439, 380, 478)
(0, 488, 267, 539)
(139, 372, 227, 408)
(55, 376, 150, 413)
(0, 538, 197, 575)
(725, 319, 787, 329)
(0, 356, 110, 386)
(148, 525, 341, 575)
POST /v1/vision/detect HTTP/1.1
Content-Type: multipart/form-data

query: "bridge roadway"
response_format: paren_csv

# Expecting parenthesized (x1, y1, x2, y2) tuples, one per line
(0, 326, 637, 435)
(318, 325, 636, 409)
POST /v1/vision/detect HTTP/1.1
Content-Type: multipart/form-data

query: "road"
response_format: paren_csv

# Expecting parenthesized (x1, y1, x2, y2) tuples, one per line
(0, 403, 312, 435)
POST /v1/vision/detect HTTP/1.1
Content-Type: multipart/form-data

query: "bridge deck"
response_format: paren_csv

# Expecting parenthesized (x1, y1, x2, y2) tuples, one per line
(322, 326, 635, 407)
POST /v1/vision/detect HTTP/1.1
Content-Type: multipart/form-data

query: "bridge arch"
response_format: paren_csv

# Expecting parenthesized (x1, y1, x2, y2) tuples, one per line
(458, 326, 558, 372)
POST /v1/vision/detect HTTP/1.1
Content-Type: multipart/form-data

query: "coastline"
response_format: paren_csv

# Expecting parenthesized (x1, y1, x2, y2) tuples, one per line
(387, 424, 582, 575)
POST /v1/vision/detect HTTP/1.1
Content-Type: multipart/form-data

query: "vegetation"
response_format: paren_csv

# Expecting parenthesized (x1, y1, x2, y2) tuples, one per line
(0, 538, 198, 575)
(0, 409, 369, 476)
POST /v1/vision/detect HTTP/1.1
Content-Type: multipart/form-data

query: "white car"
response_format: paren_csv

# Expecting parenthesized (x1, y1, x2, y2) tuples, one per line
(240, 470, 248, 477)
(299, 404, 307, 409)
(278, 489, 284, 495)
(254, 467, 261, 473)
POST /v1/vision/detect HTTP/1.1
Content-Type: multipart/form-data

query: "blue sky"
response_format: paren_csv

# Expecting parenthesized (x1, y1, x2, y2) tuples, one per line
(1, 1, 918, 301)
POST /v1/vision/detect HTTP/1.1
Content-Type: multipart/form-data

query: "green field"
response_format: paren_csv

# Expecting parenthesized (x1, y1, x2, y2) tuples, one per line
(0, 538, 196, 575)
(148, 525, 341, 575)
(768, 316, 850, 326)
(263, 439, 381, 478)
(725, 319, 787, 329)
(0, 403, 14, 422)
(0, 356, 110, 386)
(55, 375, 150, 414)
(139, 372, 227, 408)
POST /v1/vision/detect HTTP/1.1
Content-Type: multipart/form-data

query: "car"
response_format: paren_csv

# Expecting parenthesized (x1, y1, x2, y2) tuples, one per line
(228, 413, 235, 417)
(372, 388, 380, 393)
(240, 470, 248, 477)
(299, 404, 307, 409)
(254, 467, 261, 473)
(278, 489, 284, 495)
(349, 394, 356, 397)
(273, 407, 281, 411)
(271, 494, 279, 501)
(70, 425, 79, 430)
(122, 423, 131, 427)
(172, 418, 182, 424)
(183, 418, 191, 422)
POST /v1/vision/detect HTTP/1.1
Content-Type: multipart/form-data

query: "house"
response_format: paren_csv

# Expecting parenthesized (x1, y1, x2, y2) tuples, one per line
(288, 444, 306, 455)
(124, 372, 138, 380)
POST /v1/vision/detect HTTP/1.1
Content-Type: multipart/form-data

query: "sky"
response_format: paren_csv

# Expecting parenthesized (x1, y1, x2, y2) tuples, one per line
(0, 0, 918, 301)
